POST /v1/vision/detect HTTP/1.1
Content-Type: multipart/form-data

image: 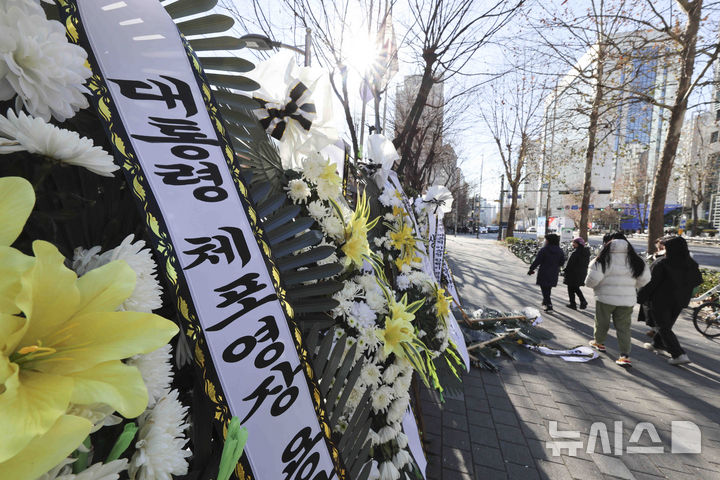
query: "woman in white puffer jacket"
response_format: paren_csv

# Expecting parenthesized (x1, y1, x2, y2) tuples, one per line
(584, 233, 650, 367)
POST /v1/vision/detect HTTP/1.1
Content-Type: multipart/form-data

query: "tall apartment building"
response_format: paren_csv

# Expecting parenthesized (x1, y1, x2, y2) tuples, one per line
(536, 31, 680, 226)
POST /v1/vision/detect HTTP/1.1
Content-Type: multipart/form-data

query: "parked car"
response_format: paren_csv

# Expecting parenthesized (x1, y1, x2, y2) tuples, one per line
(527, 226, 537, 233)
(487, 225, 499, 233)
(477, 226, 488, 234)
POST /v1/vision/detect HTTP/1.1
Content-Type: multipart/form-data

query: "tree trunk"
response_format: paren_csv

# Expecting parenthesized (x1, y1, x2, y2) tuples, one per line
(506, 183, 519, 238)
(647, 0, 702, 253)
(393, 53, 436, 177)
(691, 201, 699, 236)
(579, 44, 605, 240)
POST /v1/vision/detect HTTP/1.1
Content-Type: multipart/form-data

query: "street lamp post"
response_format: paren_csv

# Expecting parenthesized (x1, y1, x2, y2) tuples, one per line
(239, 28, 312, 66)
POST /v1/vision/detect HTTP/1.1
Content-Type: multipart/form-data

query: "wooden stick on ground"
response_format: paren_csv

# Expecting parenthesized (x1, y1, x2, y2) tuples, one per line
(466, 331, 517, 352)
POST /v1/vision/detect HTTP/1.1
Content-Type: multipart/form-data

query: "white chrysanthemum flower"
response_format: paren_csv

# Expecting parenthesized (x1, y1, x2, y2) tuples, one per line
(360, 363, 382, 388)
(126, 344, 173, 407)
(418, 329, 427, 338)
(333, 328, 346, 341)
(377, 425, 398, 445)
(378, 460, 400, 480)
(307, 199, 328, 220)
(0, 109, 118, 177)
(373, 236, 384, 247)
(316, 177, 339, 201)
(378, 189, 394, 207)
(130, 390, 190, 480)
(0, 1, 91, 121)
(356, 273, 377, 292)
(392, 450, 413, 470)
(71, 245, 103, 275)
(359, 327, 380, 352)
(286, 178, 311, 204)
(301, 152, 326, 182)
(74, 235, 163, 313)
(371, 385, 394, 413)
(350, 301, 376, 329)
(67, 404, 121, 434)
(366, 429, 380, 448)
(393, 373, 412, 395)
(396, 432, 409, 449)
(396, 274, 410, 291)
(400, 263, 412, 274)
(58, 459, 129, 480)
(382, 363, 402, 384)
(387, 395, 410, 423)
(321, 215, 344, 241)
(105, 235, 163, 312)
(365, 290, 386, 313)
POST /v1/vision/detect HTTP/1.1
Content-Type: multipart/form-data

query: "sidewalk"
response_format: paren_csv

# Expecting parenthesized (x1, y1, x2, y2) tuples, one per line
(420, 236, 720, 479)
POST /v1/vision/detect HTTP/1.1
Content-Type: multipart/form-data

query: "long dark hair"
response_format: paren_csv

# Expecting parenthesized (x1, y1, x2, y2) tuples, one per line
(595, 232, 646, 278)
(661, 236, 695, 266)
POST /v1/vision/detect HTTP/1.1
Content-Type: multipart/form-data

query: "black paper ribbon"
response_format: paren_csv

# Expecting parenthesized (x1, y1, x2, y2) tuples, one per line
(253, 81, 316, 140)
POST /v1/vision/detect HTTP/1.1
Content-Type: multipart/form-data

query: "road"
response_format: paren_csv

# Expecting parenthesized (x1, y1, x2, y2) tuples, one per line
(421, 236, 720, 480)
(453, 232, 720, 269)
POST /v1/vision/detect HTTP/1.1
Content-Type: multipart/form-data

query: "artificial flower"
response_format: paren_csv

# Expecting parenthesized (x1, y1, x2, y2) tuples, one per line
(0, 0, 91, 121)
(307, 199, 327, 220)
(392, 450, 412, 470)
(342, 192, 378, 267)
(248, 51, 338, 169)
(360, 363, 382, 388)
(422, 184, 453, 214)
(376, 425, 398, 444)
(301, 153, 326, 183)
(126, 344, 174, 408)
(129, 389, 190, 480)
(434, 287, 452, 319)
(350, 301, 376, 329)
(378, 460, 400, 480)
(0, 241, 178, 478)
(371, 386, 394, 414)
(396, 432, 409, 449)
(0, 109, 119, 177)
(285, 178, 311, 204)
(321, 215, 345, 241)
(0, 176, 34, 313)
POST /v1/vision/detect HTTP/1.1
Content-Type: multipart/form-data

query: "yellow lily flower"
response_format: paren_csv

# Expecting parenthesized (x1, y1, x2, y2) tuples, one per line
(0, 241, 178, 479)
(0, 177, 35, 313)
(377, 293, 424, 358)
(342, 192, 379, 268)
(318, 158, 342, 192)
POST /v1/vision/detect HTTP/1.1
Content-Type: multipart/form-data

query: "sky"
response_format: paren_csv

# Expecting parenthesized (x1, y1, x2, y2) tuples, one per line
(216, 0, 720, 204)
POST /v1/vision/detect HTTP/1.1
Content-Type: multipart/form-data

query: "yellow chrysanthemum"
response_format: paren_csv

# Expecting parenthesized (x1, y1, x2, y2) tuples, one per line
(0, 183, 179, 479)
(389, 223, 415, 252)
(434, 287, 452, 319)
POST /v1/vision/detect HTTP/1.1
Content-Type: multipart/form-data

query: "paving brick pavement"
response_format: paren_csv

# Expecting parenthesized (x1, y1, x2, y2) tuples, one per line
(419, 236, 720, 479)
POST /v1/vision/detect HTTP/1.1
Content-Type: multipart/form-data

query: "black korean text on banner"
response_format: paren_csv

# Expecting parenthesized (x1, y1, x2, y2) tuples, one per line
(57, 1, 343, 478)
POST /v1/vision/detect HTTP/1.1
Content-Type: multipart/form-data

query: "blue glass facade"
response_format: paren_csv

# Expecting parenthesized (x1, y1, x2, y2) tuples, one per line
(625, 50, 658, 144)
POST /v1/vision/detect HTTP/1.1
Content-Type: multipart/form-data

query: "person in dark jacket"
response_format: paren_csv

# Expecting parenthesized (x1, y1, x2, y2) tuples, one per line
(564, 237, 590, 310)
(637, 236, 702, 365)
(528, 234, 566, 312)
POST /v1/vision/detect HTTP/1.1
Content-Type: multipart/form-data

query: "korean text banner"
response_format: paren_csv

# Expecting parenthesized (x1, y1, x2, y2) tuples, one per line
(61, 0, 342, 478)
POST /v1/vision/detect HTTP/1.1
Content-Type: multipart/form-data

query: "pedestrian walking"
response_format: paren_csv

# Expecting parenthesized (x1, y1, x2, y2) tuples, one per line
(528, 233, 565, 312)
(585, 232, 650, 367)
(638, 236, 702, 365)
(564, 237, 590, 310)
(638, 237, 667, 337)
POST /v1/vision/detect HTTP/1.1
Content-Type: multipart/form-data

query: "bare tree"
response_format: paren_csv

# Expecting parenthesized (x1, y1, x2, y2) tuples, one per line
(393, 0, 525, 181)
(479, 65, 547, 238)
(626, 0, 720, 252)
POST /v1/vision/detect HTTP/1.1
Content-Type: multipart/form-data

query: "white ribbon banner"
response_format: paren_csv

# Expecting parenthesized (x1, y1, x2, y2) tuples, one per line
(74, 1, 339, 478)
(402, 408, 427, 479)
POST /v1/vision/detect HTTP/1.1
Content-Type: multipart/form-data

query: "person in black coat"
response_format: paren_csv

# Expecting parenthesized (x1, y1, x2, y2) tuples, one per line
(563, 237, 590, 310)
(528, 234, 566, 312)
(637, 236, 702, 365)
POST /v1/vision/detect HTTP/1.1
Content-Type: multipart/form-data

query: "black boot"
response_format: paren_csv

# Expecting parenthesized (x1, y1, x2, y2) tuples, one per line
(566, 303, 578, 310)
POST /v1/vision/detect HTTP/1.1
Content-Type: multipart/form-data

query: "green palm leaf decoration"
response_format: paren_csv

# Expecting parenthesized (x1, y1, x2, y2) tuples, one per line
(163, 4, 375, 478)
